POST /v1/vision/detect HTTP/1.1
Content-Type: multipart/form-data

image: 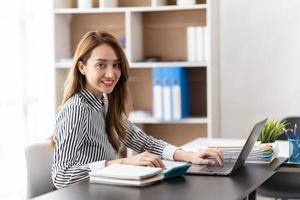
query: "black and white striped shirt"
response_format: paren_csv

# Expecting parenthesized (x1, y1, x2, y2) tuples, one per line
(52, 88, 179, 189)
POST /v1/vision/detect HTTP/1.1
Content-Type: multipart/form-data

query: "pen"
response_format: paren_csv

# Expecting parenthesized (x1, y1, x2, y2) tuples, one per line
(294, 124, 297, 138)
(285, 128, 296, 139)
(284, 129, 289, 139)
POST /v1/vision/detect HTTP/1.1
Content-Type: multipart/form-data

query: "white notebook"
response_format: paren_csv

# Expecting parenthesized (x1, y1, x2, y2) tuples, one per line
(90, 174, 164, 187)
(89, 164, 163, 180)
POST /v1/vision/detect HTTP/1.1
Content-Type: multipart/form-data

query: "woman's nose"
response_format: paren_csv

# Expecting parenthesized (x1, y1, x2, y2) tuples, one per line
(105, 66, 114, 78)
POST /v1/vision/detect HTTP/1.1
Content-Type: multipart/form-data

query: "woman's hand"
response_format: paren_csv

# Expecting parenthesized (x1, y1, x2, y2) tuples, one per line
(122, 151, 165, 168)
(174, 148, 224, 166)
(106, 151, 165, 168)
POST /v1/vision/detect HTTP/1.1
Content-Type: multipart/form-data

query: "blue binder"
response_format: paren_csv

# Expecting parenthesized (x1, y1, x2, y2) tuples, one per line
(161, 67, 172, 121)
(152, 68, 163, 120)
(152, 67, 190, 121)
(170, 67, 190, 120)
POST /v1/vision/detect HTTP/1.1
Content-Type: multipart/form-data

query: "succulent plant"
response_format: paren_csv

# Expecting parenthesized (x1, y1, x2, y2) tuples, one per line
(258, 118, 287, 143)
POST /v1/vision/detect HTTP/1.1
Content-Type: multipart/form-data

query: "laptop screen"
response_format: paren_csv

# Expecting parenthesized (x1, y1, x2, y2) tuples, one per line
(231, 118, 268, 172)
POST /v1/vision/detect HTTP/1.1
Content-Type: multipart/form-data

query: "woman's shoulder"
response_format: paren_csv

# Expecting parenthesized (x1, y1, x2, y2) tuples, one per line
(57, 93, 89, 115)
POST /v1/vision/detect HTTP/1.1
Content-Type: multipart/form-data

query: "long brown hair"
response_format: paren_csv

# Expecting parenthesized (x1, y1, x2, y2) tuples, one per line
(60, 31, 130, 151)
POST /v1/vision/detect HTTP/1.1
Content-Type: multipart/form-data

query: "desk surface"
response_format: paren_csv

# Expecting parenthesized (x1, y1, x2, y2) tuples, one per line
(34, 157, 286, 200)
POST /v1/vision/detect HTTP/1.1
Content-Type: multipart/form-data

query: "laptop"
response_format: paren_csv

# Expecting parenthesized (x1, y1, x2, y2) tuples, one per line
(186, 118, 268, 176)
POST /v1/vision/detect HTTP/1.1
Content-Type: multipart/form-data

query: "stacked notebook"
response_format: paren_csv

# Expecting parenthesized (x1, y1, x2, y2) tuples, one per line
(216, 142, 279, 164)
(89, 160, 191, 187)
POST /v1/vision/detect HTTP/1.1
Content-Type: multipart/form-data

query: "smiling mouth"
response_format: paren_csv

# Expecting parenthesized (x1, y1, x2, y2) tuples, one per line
(101, 80, 114, 86)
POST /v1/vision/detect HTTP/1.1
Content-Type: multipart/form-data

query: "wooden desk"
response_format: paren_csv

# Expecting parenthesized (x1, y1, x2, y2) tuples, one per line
(33, 156, 286, 200)
(33, 138, 288, 200)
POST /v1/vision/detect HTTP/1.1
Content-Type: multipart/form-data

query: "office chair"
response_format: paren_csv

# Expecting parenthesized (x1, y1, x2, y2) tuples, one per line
(25, 140, 54, 199)
(257, 117, 300, 200)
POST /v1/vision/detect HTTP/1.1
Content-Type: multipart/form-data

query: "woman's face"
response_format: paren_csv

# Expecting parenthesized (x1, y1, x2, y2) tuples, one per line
(79, 44, 121, 99)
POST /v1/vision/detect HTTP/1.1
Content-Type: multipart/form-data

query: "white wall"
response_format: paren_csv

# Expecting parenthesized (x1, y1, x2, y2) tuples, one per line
(219, 0, 300, 138)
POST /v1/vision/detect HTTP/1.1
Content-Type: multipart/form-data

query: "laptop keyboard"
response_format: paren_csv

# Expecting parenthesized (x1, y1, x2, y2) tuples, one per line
(201, 160, 235, 173)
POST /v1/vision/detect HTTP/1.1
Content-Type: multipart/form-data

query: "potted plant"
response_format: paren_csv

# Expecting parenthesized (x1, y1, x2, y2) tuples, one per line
(258, 118, 287, 143)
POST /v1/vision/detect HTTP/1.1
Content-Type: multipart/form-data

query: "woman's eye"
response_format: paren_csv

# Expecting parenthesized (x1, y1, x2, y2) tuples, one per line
(96, 63, 105, 68)
(113, 63, 120, 68)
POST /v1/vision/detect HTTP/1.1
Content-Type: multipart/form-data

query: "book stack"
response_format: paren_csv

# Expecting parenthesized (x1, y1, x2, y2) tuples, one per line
(89, 161, 191, 187)
(152, 67, 189, 121)
(217, 143, 279, 164)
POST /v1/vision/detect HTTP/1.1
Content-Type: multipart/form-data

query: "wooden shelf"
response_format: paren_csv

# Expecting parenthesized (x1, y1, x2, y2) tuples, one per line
(130, 61, 207, 68)
(128, 116, 209, 124)
(55, 60, 207, 69)
(55, 59, 72, 69)
(53, 0, 219, 139)
(54, 5, 207, 14)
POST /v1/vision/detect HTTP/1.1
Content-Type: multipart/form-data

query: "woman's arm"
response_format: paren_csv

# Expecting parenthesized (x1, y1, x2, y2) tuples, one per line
(120, 119, 223, 166)
(106, 151, 165, 168)
(121, 119, 170, 157)
(174, 148, 224, 166)
(105, 148, 224, 168)
(52, 104, 90, 189)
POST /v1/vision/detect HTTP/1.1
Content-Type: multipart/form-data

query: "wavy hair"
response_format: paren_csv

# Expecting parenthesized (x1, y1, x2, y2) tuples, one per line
(60, 31, 130, 151)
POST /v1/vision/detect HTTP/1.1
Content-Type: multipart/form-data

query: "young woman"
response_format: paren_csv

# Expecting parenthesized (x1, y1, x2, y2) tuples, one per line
(51, 31, 224, 189)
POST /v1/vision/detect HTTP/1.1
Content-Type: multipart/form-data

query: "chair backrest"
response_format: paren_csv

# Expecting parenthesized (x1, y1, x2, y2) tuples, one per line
(25, 141, 54, 199)
(278, 117, 300, 140)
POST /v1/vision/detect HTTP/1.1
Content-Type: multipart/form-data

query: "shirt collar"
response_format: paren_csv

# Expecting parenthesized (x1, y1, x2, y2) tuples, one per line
(79, 88, 104, 112)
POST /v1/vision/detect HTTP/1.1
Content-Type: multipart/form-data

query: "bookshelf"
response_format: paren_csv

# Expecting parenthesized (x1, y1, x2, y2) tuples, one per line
(53, 0, 220, 146)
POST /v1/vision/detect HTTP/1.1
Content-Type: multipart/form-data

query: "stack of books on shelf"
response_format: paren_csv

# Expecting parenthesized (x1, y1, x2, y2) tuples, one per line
(212, 142, 279, 164)
(152, 67, 190, 121)
(89, 161, 191, 187)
